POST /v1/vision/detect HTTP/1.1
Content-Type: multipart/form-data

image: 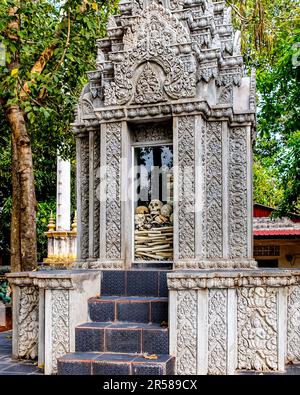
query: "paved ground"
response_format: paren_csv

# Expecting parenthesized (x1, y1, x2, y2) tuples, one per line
(0, 331, 43, 375)
(0, 330, 299, 375)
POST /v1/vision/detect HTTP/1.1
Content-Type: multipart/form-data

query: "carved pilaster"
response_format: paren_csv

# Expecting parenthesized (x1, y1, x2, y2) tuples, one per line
(287, 285, 300, 362)
(176, 290, 197, 375)
(206, 122, 223, 259)
(176, 116, 196, 263)
(229, 127, 248, 258)
(51, 290, 70, 374)
(18, 286, 39, 360)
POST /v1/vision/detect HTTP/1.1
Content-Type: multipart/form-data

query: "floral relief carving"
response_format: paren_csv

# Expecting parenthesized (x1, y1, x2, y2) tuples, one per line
(51, 290, 70, 373)
(80, 136, 89, 260)
(177, 290, 197, 374)
(208, 289, 227, 375)
(237, 287, 278, 371)
(229, 128, 248, 258)
(106, 123, 122, 259)
(287, 285, 300, 362)
(178, 116, 195, 260)
(206, 122, 222, 259)
(18, 286, 39, 359)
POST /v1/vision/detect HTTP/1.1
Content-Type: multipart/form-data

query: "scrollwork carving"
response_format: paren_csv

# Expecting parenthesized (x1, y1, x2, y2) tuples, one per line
(178, 116, 195, 260)
(229, 128, 248, 258)
(177, 290, 197, 374)
(206, 122, 222, 259)
(287, 285, 300, 362)
(51, 290, 70, 373)
(208, 289, 227, 375)
(106, 123, 122, 259)
(18, 286, 39, 360)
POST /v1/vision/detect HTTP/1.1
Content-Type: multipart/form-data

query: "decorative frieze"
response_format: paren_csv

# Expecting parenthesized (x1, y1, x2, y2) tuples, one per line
(51, 290, 70, 374)
(93, 130, 101, 258)
(167, 270, 300, 290)
(208, 289, 227, 375)
(132, 123, 172, 144)
(79, 136, 89, 260)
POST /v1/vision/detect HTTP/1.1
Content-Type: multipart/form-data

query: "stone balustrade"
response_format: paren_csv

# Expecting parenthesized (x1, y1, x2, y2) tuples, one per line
(168, 268, 300, 375)
(6, 270, 101, 375)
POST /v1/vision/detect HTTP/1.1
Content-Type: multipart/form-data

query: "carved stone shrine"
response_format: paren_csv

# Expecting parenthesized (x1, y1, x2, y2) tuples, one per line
(7, 0, 300, 375)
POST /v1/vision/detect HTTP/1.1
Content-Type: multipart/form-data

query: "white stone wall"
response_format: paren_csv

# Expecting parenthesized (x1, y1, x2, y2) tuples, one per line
(168, 269, 300, 375)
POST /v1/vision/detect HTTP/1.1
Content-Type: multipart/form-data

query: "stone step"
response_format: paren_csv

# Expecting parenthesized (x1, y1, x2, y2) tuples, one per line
(101, 270, 170, 297)
(75, 322, 169, 355)
(57, 352, 175, 375)
(88, 296, 168, 324)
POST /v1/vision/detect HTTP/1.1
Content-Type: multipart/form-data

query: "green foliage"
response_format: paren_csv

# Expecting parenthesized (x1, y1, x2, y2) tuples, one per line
(229, 0, 300, 215)
(0, 279, 11, 304)
(0, 0, 118, 259)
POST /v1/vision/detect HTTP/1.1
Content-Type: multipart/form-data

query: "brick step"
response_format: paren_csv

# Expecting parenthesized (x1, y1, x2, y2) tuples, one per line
(57, 352, 175, 375)
(75, 322, 169, 355)
(101, 270, 170, 297)
(88, 296, 168, 324)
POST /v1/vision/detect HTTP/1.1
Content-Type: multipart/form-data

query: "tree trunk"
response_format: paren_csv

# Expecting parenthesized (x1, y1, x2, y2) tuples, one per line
(6, 105, 37, 272)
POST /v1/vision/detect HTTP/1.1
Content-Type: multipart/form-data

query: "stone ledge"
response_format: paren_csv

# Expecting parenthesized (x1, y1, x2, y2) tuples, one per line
(168, 268, 300, 289)
(7, 270, 101, 290)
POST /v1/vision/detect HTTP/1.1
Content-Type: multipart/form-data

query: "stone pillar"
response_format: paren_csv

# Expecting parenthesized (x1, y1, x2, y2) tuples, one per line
(56, 156, 71, 231)
(6, 274, 39, 360)
(76, 129, 90, 262)
(97, 121, 125, 269)
(174, 115, 197, 267)
(168, 269, 300, 375)
(287, 284, 300, 363)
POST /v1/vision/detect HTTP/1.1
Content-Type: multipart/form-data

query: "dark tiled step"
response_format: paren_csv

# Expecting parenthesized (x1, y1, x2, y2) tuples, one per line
(101, 270, 170, 297)
(88, 296, 168, 324)
(75, 322, 169, 355)
(57, 352, 175, 375)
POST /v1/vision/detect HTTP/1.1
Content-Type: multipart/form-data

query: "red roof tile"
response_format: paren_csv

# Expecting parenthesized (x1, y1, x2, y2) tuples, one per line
(254, 229, 300, 236)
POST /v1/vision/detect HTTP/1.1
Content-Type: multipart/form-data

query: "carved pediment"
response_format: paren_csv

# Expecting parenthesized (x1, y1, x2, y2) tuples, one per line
(104, 2, 196, 106)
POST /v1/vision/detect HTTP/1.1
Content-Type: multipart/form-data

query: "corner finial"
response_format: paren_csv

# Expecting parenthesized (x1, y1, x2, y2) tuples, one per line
(47, 211, 56, 232)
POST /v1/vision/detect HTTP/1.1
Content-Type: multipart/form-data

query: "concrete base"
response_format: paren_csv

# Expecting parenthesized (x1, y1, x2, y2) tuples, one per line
(168, 268, 300, 375)
(7, 270, 101, 375)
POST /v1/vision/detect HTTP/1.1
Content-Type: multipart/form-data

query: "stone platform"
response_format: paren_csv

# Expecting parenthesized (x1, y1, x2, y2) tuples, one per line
(168, 268, 300, 375)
